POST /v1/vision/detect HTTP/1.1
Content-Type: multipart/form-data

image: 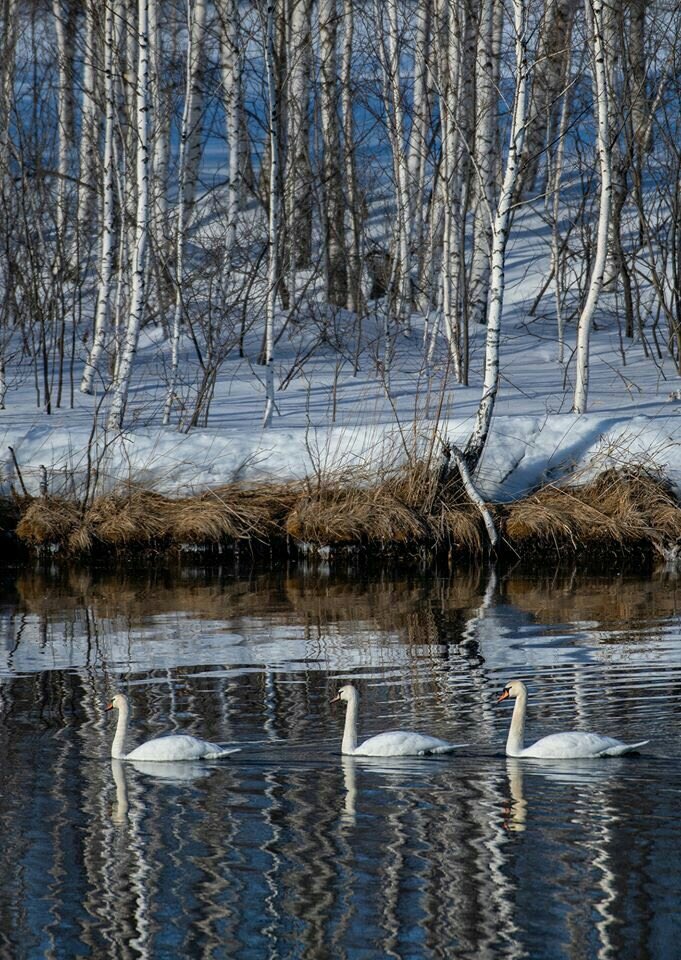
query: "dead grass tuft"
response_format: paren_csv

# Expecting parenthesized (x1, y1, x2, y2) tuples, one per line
(85, 491, 172, 545)
(505, 467, 681, 549)
(16, 497, 81, 546)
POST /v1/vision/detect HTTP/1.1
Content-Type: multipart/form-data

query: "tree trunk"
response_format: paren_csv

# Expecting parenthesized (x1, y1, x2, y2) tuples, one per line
(81, 0, 116, 396)
(263, 0, 280, 427)
(468, 0, 499, 327)
(464, 0, 529, 471)
(320, 0, 347, 307)
(108, 0, 150, 431)
(573, 0, 612, 414)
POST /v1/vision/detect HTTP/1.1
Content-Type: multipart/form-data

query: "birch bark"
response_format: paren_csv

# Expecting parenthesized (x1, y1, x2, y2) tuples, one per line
(573, 0, 612, 414)
(263, 0, 280, 427)
(464, 0, 529, 471)
(107, 0, 150, 431)
(76, 1, 100, 238)
(181, 0, 206, 213)
(217, 0, 242, 261)
(285, 0, 313, 274)
(468, 0, 498, 328)
(81, 1, 116, 396)
(320, 0, 347, 307)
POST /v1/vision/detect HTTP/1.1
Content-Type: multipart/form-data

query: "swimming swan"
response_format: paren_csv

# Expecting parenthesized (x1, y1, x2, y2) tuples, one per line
(106, 692, 241, 762)
(497, 680, 648, 759)
(331, 683, 463, 757)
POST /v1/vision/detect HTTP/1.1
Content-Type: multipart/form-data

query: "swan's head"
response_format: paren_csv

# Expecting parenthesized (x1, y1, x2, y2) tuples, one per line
(106, 693, 129, 713)
(497, 680, 527, 703)
(330, 684, 357, 705)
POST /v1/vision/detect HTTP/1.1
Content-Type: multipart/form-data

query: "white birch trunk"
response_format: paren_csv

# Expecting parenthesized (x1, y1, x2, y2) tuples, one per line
(52, 0, 73, 255)
(108, 0, 150, 431)
(341, 0, 362, 316)
(163, 0, 196, 425)
(81, 1, 116, 396)
(263, 0, 279, 428)
(320, 0, 347, 307)
(217, 0, 242, 261)
(385, 0, 411, 330)
(464, 0, 529, 470)
(181, 0, 206, 213)
(149, 0, 170, 239)
(285, 0, 313, 277)
(407, 0, 430, 268)
(468, 0, 498, 328)
(573, 0, 612, 414)
(76, 1, 99, 238)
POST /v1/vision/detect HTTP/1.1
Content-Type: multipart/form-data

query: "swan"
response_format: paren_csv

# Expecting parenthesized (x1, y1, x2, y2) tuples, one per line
(331, 683, 464, 757)
(497, 680, 648, 759)
(106, 693, 241, 762)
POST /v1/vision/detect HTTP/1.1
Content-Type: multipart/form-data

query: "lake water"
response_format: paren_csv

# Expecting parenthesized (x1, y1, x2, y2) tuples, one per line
(1, 561, 680, 959)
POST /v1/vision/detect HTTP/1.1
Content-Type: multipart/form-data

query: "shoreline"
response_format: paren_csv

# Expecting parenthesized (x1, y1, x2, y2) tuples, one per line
(2, 463, 679, 565)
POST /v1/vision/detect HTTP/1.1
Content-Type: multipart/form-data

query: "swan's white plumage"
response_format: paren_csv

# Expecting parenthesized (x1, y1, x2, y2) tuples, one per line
(332, 684, 463, 757)
(498, 680, 648, 759)
(107, 693, 240, 762)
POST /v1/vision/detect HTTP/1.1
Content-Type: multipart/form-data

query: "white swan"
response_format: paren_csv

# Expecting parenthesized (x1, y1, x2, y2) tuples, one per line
(106, 693, 241, 762)
(331, 683, 464, 757)
(497, 680, 648, 759)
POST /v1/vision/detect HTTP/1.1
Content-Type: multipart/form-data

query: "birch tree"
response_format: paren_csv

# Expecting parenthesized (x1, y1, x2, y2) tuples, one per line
(217, 0, 244, 262)
(52, 0, 75, 262)
(76, 1, 100, 240)
(319, 0, 347, 307)
(263, 0, 280, 428)
(163, 0, 204, 425)
(464, 0, 530, 471)
(468, 0, 500, 328)
(285, 0, 313, 276)
(81, 1, 117, 396)
(573, 0, 612, 415)
(340, 0, 362, 314)
(108, 0, 151, 431)
(181, 0, 207, 213)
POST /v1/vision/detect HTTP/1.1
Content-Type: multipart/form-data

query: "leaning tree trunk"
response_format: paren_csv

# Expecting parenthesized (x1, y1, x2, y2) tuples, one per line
(108, 0, 150, 431)
(463, 0, 529, 472)
(573, 0, 612, 415)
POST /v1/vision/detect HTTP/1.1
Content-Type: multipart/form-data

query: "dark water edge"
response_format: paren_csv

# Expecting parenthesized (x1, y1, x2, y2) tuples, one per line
(1, 558, 680, 960)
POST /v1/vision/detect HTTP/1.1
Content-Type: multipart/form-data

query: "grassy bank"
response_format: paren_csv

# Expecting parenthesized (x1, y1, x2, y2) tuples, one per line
(3, 464, 681, 563)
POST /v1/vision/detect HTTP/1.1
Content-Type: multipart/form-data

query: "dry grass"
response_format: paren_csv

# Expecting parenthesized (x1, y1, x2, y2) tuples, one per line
(16, 496, 82, 546)
(10, 464, 681, 558)
(505, 467, 681, 550)
(286, 460, 484, 552)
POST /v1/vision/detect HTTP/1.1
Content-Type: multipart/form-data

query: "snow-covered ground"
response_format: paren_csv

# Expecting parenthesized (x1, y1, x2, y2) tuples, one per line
(2, 205, 680, 504)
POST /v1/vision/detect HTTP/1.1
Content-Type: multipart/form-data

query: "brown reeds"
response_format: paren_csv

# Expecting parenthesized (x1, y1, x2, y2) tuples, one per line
(8, 464, 681, 559)
(504, 467, 681, 552)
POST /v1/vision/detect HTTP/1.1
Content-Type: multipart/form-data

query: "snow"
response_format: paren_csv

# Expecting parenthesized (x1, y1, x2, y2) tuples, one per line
(1, 204, 680, 504)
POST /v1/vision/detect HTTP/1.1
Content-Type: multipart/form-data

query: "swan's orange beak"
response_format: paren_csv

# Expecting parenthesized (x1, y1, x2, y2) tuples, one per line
(497, 689, 510, 703)
(105, 701, 114, 711)
(330, 692, 341, 704)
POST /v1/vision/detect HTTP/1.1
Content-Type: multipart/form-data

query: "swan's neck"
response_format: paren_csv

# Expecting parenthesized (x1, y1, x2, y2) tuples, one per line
(111, 702, 130, 759)
(341, 692, 359, 755)
(506, 690, 527, 757)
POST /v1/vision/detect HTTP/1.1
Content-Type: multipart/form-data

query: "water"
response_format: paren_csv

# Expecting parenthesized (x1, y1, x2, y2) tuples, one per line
(1, 562, 680, 959)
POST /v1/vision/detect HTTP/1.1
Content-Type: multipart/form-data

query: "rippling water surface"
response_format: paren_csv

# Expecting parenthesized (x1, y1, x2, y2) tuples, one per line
(1, 562, 680, 959)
